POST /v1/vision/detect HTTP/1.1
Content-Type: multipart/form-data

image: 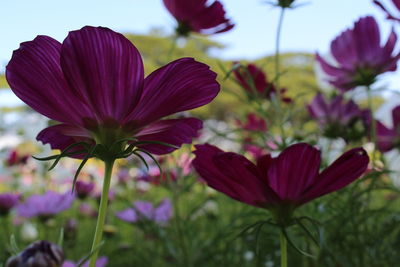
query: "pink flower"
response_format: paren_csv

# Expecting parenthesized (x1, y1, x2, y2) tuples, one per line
(5, 150, 29, 166)
(233, 63, 292, 102)
(6, 26, 220, 159)
(62, 256, 108, 267)
(75, 180, 95, 199)
(373, 0, 400, 22)
(308, 93, 371, 141)
(163, 0, 234, 36)
(316, 16, 399, 91)
(236, 113, 267, 132)
(192, 143, 369, 225)
(376, 105, 400, 152)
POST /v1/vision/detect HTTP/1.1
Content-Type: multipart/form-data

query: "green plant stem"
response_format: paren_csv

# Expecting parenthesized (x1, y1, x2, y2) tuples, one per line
(280, 229, 288, 267)
(367, 86, 376, 167)
(88, 159, 115, 267)
(172, 189, 190, 267)
(274, 6, 287, 147)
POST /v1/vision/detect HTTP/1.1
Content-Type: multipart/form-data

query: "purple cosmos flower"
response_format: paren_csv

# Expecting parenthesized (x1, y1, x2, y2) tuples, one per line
(62, 256, 108, 267)
(316, 16, 399, 91)
(75, 180, 95, 199)
(6, 26, 219, 159)
(192, 143, 369, 225)
(6, 240, 64, 267)
(236, 113, 267, 132)
(376, 105, 400, 152)
(5, 150, 29, 166)
(308, 93, 371, 141)
(16, 191, 74, 219)
(163, 0, 234, 36)
(374, 0, 400, 22)
(116, 199, 173, 225)
(0, 193, 20, 216)
(233, 63, 292, 102)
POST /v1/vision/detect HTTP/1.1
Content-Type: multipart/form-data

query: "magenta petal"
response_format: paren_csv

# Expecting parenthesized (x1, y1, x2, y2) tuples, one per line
(301, 148, 369, 204)
(376, 121, 397, 152)
(125, 58, 219, 126)
(37, 124, 91, 158)
(267, 143, 321, 202)
(135, 118, 202, 155)
(60, 26, 144, 121)
(6, 36, 90, 125)
(392, 105, 400, 129)
(192, 144, 276, 207)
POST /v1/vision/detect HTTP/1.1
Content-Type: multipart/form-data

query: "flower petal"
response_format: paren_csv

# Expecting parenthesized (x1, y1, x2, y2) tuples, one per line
(300, 148, 369, 204)
(125, 58, 219, 126)
(135, 118, 202, 155)
(36, 124, 91, 158)
(392, 105, 400, 129)
(267, 143, 321, 202)
(376, 120, 397, 152)
(192, 144, 277, 208)
(60, 26, 144, 122)
(115, 208, 138, 223)
(6, 36, 91, 125)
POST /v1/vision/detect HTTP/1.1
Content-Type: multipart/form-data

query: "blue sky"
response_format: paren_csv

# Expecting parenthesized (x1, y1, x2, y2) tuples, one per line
(1, 0, 399, 94)
(0, 0, 393, 68)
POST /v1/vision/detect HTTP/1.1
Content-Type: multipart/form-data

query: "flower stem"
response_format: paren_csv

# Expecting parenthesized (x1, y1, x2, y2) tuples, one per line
(275, 7, 286, 89)
(366, 86, 376, 167)
(88, 159, 115, 267)
(280, 229, 288, 267)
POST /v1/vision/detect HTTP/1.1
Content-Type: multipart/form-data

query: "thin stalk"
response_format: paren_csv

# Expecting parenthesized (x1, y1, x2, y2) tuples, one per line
(88, 159, 115, 267)
(274, 7, 287, 147)
(367, 86, 376, 167)
(280, 229, 288, 267)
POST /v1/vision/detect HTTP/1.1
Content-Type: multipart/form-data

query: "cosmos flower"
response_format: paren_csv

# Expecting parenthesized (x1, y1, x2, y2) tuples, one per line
(308, 93, 371, 141)
(5, 150, 29, 166)
(192, 143, 369, 225)
(236, 113, 267, 132)
(116, 199, 173, 225)
(6, 240, 64, 267)
(62, 256, 108, 267)
(75, 180, 95, 199)
(6, 26, 220, 159)
(233, 63, 292, 102)
(163, 0, 234, 36)
(376, 105, 400, 152)
(16, 191, 74, 219)
(0, 193, 20, 216)
(373, 0, 400, 22)
(316, 16, 399, 91)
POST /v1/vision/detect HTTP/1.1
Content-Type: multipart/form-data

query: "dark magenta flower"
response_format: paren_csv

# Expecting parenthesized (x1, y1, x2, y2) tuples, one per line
(16, 191, 74, 219)
(316, 16, 399, 91)
(163, 0, 234, 36)
(62, 256, 108, 267)
(192, 143, 369, 225)
(6, 26, 219, 159)
(116, 199, 172, 225)
(308, 93, 371, 141)
(233, 63, 291, 102)
(5, 150, 29, 166)
(373, 0, 400, 22)
(6, 240, 64, 267)
(0, 193, 20, 216)
(376, 105, 400, 152)
(236, 113, 267, 132)
(75, 180, 95, 199)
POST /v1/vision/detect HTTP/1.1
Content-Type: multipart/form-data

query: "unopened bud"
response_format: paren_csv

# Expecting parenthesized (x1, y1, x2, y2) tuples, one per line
(6, 240, 64, 267)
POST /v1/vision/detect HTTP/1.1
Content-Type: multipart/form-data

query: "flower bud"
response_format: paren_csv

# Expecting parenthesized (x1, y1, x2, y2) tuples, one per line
(6, 240, 64, 267)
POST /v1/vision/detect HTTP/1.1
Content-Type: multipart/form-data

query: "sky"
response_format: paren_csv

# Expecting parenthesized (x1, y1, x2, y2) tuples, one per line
(0, 0, 399, 94)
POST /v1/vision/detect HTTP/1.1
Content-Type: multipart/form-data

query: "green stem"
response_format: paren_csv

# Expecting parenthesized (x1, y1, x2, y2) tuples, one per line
(280, 229, 288, 267)
(88, 159, 115, 267)
(275, 7, 285, 89)
(366, 86, 376, 167)
(274, 7, 287, 147)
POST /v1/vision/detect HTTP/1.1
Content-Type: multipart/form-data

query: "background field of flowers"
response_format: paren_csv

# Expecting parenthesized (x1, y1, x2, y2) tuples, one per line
(1, 1, 400, 266)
